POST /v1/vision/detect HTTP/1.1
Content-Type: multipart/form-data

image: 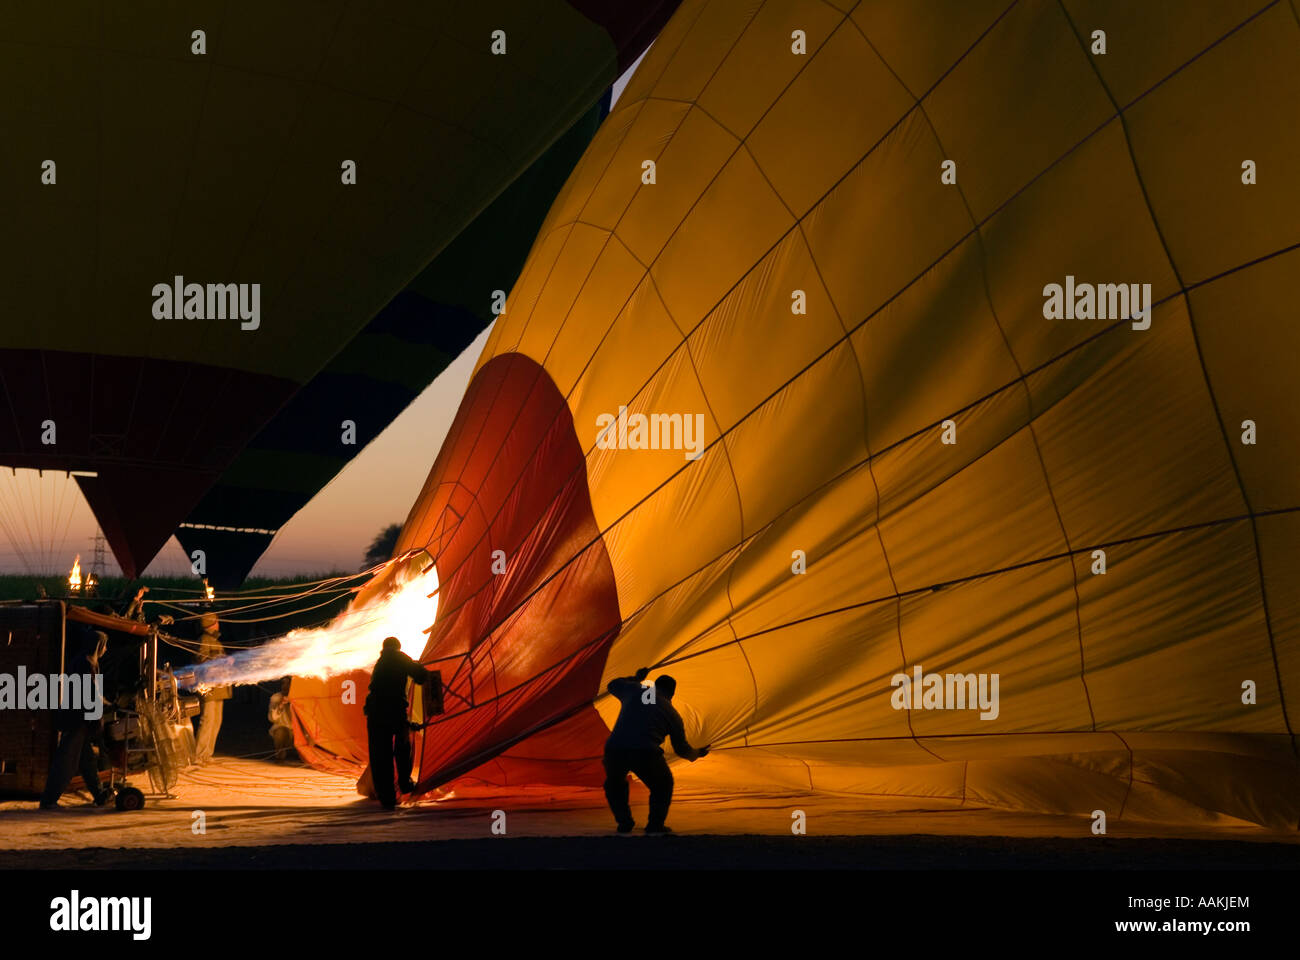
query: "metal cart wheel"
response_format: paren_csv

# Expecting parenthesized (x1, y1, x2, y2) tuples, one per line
(114, 786, 146, 811)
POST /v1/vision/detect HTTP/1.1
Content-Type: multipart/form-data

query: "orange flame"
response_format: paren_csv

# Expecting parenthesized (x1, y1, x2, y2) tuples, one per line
(180, 552, 438, 692)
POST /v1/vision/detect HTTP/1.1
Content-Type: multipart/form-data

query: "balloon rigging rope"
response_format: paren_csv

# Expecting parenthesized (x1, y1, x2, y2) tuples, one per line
(150, 590, 354, 625)
(140, 565, 382, 599)
(143, 565, 385, 621)
(0, 469, 84, 574)
(0, 475, 35, 572)
(53, 470, 79, 573)
(152, 586, 351, 618)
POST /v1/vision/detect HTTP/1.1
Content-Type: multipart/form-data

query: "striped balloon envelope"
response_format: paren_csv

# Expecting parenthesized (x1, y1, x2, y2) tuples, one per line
(293, 0, 1300, 830)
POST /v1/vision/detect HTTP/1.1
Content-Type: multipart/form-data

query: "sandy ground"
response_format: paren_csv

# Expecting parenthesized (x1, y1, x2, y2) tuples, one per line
(2, 757, 1296, 868)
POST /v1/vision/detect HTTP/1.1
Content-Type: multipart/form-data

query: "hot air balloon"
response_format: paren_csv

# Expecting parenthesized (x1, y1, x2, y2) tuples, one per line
(0, 0, 680, 578)
(294, 0, 1300, 830)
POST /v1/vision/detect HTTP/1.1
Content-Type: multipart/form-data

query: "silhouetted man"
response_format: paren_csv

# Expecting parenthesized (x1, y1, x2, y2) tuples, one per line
(365, 637, 430, 810)
(40, 629, 111, 809)
(603, 667, 708, 834)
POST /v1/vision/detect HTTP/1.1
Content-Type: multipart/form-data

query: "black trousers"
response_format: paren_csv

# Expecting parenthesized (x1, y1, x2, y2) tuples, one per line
(270, 726, 295, 762)
(367, 720, 413, 807)
(41, 722, 104, 806)
(603, 746, 674, 829)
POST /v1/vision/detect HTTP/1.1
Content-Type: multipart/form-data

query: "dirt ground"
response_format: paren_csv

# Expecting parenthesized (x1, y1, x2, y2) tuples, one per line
(5, 701, 1295, 869)
(2, 749, 1296, 869)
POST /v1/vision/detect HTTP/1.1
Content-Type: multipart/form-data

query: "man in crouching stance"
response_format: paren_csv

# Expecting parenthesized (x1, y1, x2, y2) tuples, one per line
(603, 666, 709, 835)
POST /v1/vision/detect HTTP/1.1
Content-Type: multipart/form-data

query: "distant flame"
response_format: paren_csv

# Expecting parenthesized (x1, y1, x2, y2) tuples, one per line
(179, 558, 438, 692)
(204, 578, 215, 601)
(68, 555, 82, 592)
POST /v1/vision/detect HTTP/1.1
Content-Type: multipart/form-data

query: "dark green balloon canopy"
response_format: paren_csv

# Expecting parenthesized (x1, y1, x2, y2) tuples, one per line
(0, 0, 679, 579)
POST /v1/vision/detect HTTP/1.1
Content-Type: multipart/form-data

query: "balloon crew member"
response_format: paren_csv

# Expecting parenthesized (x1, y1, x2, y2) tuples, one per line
(194, 611, 231, 763)
(603, 667, 709, 834)
(364, 636, 431, 810)
(268, 677, 295, 762)
(122, 585, 148, 621)
(40, 629, 112, 809)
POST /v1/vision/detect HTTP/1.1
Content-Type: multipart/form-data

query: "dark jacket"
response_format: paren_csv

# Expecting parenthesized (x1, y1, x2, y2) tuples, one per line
(364, 648, 431, 727)
(604, 676, 701, 760)
(54, 632, 104, 733)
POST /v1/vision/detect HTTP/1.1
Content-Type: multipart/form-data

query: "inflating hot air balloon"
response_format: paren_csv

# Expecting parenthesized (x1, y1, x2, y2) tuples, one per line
(0, 0, 679, 578)
(293, 0, 1300, 830)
